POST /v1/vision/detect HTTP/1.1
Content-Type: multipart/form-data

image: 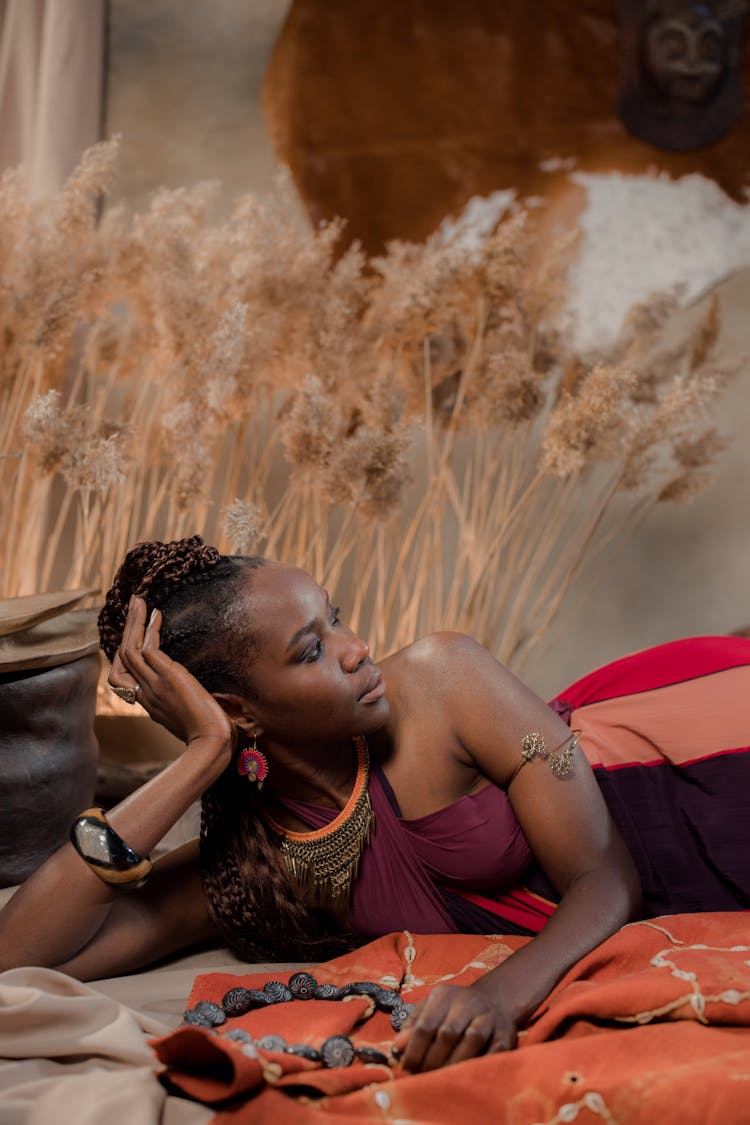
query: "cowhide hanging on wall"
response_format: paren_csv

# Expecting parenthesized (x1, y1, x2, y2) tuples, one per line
(263, 0, 750, 252)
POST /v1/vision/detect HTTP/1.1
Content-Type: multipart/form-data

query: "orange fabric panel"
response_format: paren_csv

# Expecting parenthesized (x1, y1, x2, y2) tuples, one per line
(571, 665, 750, 768)
(153, 913, 750, 1122)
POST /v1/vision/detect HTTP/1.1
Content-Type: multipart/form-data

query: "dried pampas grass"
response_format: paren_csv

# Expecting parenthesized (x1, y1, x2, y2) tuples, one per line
(0, 143, 739, 670)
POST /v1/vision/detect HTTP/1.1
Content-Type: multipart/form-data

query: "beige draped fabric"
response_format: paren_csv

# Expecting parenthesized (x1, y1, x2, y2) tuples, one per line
(0, 0, 105, 195)
(0, 884, 287, 1125)
(0, 964, 218, 1125)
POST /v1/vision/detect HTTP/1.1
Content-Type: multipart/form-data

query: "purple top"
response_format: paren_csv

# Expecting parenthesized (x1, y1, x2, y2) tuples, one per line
(274, 764, 531, 936)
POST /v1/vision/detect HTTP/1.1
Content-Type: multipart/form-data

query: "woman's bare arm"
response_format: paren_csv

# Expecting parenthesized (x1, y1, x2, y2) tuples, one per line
(56, 840, 218, 981)
(395, 633, 641, 1072)
(0, 598, 232, 977)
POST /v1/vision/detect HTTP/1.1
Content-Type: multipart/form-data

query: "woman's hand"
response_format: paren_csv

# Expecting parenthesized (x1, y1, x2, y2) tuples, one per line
(109, 596, 235, 757)
(392, 980, 518, 1072)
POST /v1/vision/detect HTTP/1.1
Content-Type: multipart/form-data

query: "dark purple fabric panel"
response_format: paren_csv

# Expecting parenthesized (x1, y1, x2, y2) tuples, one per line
(520, 750, 750, 918)
(374, 765, 541, 935)
(592, 751, 750, 915)
(277, 770, 459, 935)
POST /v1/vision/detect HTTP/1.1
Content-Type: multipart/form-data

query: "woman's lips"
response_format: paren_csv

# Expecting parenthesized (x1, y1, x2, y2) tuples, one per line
(358, 672, 385, 704)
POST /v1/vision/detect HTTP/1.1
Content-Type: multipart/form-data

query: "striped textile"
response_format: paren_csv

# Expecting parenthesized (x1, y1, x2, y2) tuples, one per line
(453, 636, 750, 930)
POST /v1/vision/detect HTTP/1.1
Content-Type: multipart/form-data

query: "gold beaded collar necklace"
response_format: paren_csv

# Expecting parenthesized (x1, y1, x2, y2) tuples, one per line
(262, 735, 375, 921)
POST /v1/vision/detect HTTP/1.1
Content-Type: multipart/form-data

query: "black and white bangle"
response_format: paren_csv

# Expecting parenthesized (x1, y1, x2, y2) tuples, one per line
(69, 807, 153, 890)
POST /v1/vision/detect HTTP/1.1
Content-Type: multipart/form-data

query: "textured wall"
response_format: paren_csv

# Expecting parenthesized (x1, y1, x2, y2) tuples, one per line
(106, 0, 292, 211)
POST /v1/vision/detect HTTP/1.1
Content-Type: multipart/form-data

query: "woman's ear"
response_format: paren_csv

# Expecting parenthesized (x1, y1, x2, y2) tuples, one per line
(213, 693, 263, 739)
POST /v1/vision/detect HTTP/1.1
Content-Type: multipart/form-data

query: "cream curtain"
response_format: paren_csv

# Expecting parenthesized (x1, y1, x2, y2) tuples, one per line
(0, 0, 105, 195)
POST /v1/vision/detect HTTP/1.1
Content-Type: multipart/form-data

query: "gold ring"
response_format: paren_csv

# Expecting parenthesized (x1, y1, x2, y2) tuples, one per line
(111, 684, 140, 705)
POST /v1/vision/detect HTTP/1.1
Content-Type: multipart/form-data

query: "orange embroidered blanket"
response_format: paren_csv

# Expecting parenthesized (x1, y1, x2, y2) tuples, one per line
(153, 913, 750, 1123)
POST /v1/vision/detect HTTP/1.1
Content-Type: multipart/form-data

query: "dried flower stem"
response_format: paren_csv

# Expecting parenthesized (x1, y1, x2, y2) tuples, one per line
(2, 146, 737, 679)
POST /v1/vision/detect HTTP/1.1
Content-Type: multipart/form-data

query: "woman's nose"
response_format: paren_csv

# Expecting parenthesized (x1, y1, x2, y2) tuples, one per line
(341, 633, 369, 673)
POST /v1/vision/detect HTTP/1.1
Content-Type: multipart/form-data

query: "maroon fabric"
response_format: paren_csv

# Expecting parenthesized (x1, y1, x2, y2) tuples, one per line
(276, 766, 531, 936)
(375, 768, 530, 890)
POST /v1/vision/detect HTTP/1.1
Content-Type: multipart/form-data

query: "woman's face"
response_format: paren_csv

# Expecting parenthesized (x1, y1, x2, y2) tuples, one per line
(237, 562, 389, 746)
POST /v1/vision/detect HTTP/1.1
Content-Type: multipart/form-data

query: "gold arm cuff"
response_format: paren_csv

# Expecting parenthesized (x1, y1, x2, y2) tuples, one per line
(508, 729, 581, 786)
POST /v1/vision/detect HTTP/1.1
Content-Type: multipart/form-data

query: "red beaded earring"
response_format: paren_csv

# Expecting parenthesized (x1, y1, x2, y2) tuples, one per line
(236, 734, 269, 789)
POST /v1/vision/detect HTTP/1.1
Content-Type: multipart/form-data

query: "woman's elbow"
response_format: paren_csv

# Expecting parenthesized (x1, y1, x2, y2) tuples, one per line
(607, 845, 643, 925)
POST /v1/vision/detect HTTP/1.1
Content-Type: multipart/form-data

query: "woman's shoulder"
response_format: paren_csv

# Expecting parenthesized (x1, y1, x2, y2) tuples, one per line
(381, 632, 495, 699)
(380, 633, 531, 735)
(383, 631, 492, 668)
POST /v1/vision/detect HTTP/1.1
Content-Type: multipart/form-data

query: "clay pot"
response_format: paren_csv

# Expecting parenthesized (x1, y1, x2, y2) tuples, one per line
(0, 606, 99, 888)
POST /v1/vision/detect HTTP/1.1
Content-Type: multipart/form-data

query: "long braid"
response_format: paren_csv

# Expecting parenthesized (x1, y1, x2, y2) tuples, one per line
(98, 536, 354, 962)
(200, 771, 349, 961)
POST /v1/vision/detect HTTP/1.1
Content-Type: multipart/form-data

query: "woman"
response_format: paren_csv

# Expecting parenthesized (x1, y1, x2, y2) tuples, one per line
(0, 536, 748, 1074)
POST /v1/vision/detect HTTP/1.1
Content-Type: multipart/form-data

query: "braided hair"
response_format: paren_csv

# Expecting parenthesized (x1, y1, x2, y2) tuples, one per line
(98, 535, 350, 961)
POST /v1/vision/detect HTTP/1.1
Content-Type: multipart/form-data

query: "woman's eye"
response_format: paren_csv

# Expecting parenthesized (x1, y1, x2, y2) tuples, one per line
(303, 640, 323, 663)
(299, 608, 341, 661)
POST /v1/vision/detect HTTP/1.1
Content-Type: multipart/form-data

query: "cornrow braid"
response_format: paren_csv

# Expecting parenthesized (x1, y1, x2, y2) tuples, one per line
(99, 536, 352, 963)
(98, 535, 222, 662)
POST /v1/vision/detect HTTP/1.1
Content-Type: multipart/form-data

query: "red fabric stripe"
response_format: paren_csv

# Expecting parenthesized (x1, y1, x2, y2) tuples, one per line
(554, 635, 750, 710)
(590, 745, 750, 772)
(450, 885, 556, 934)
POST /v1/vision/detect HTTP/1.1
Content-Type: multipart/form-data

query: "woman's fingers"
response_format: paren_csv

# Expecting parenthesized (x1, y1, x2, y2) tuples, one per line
(398, 988, 471, 1072)
(105, 597, 234, 749)
(119, 595, 147, 655)
(117, 597, 147, 677)
(108, 599, 145, 698)
(141, 606, 162, 654)
(107, 649, 130, 687)
(440, 1013, 496, 1066)
(487, 1024, 517, 1053)
(395, 984, 514, 1072)
(118, 597, 164, 685)
(109, 598, 163, 708)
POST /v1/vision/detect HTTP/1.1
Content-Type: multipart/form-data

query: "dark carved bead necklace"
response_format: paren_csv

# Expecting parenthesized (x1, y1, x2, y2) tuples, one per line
(182, 970, 415, 1068)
